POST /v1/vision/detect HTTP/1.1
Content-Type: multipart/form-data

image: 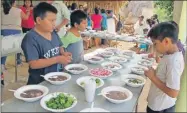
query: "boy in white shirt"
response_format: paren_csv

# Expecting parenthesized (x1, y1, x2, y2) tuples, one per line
(145, 22, 184, 113)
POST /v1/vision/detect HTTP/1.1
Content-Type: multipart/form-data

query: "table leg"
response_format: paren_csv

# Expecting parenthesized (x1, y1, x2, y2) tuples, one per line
(15, 54, 17, 82)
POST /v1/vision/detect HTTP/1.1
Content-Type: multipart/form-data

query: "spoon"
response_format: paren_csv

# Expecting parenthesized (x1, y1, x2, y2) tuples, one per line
(9, 89, 27, 95)
(97, 92, 109, 96)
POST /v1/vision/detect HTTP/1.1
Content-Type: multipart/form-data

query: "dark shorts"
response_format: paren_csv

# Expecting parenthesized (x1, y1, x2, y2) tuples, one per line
(147, 105, 175, 113)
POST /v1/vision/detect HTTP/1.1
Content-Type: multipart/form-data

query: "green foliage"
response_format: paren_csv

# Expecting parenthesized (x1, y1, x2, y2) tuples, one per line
(153, 0, 174, 22)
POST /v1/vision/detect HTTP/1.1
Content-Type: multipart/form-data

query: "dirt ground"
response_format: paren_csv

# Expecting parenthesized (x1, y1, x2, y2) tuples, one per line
(1, 41, 151, 112)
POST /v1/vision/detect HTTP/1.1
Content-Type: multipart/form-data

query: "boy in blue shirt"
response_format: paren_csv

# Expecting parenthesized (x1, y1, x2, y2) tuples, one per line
(21, 2, 72, 84)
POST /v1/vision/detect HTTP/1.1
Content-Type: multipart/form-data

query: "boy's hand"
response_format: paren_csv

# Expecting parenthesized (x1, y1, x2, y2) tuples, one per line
(57, 55, 71, 65)
(144, 67, 156, 80)
(63, 52, 72, 58)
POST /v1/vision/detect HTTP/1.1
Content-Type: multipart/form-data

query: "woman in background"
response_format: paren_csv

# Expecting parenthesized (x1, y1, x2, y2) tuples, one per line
(20, 0, 34, 33)
(1, 0, 30, 70)
(91, 7, 102, 47)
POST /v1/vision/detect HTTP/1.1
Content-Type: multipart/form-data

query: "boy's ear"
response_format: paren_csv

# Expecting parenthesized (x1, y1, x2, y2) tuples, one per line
(36, 17, 41, 24)
(164, 37, 171, 44)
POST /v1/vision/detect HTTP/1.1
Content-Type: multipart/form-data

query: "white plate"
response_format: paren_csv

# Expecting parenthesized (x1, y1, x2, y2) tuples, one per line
(76, 76, 104, 89)
(40, 92, 77, 112)
(80, 108, 110, 112)
(99, 51, 114, 58)
(138, 59, 153, 67)
(85, 56, 104, 64)
(43, 72, 71, 85)
(101, 86, 133, 104)
(14, 85, 49, 102)
(118, 50, 136, 58)
(108, 56, 128, 64)
(131, 66, 148, 75)
(89, 68, 113, 79)
(142, 55, 155, 62)
(101, 62, 122, 71)
(65, 64, 88, 75)
(124, 75, 146, 87)
(105, 47, 120, 54)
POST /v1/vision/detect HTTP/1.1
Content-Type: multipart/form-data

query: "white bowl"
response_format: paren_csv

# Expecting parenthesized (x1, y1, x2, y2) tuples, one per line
(14, 85, 49, 102)
(108, 56, 128, 64)
(142, 55, 155, 62)
(99, 51, 114, 58)
(40, 92, 77, 112)
(131, 66, 148, 75)
(85, 56, 104, 64)
(76, 76, 104, 89)
(43, 72, 71, 85)
(138, 59, 153, 67)
(118, 50, 136, 58)
(101, 62, 122, 71)
(105, 47, 120, 54)
(101, 86, 133, 104)
(124, 75, 146, 87)
(89, 68, 113, 79)
(65, 64, 88, 75)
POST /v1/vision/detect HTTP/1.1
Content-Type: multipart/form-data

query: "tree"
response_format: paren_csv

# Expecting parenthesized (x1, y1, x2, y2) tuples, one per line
(153, 0, 174, 21)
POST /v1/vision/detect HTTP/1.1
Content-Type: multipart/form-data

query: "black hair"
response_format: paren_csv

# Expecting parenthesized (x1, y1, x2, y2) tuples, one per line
(147, 22, 179, 43)
(146, 18, 155, 28)
(2, 0, 16, 15)
(101, 9, 105, 13)
(70, 10, 87, 27)
(107, 10, 112, 14)
(33, 2, 57, 22)
(169, 20, 179, 33)
(71, 3, 77, 11)
(153, 14, 158, 19)
(139, 15, 144, 19)
(94, 8, 99, 15)
(23, 0, 33, 7)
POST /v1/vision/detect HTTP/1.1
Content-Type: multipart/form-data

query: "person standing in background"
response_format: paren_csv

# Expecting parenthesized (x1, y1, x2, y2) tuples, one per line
(79, 5, 84, 11)
(20, 0, 34, 33)
(91, 7, 102, 47)
(1, 0, 30, 70)
(71, 3, 78, 12)
(47, 0, 70, 37)
(101, 9, 108, 46)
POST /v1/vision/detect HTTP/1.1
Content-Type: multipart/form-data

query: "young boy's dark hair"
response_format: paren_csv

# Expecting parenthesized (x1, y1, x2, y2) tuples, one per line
(33, 2, 57, 22)
(70, 10, 87, 27)
(147, 22, 178, 43)
(169, 20, 179, 32)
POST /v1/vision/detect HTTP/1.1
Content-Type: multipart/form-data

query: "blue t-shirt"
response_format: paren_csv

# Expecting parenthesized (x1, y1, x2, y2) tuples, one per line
(21, 29, 63, 84)
(87, 16, 92, 27)
(101, 13, 107, 29)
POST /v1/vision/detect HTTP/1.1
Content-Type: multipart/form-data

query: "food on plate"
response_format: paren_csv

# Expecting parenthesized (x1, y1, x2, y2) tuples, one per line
(80, 78, 101, 87)
(89, 57, 101, 61)
(48, 75, 67, 81)
(101, 52, 113, 56)
(104, 64, 120, 69)
(68, 67, 84, 71)
(46, 93, 75, 109)
(20, 89, 43, 98)
(128, 78, 143, 84)
(90, 68, 112, 77)
(106, 91, 127, 100)
(122, 51, 134, 57)
(139, 60, 152, 66)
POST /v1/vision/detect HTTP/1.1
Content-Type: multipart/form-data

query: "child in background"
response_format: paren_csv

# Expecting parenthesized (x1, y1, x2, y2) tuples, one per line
(137, 28, 149, 54)
(145, 22, 184, 113)
(61, 10, 87, 63)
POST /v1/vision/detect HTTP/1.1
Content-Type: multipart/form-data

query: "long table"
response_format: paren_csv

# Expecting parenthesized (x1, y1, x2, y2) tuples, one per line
(1, 49, 146, 112)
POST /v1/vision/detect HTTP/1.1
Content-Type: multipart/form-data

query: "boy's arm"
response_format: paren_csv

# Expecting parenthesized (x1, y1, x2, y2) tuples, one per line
(145, 66, 182, 98)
